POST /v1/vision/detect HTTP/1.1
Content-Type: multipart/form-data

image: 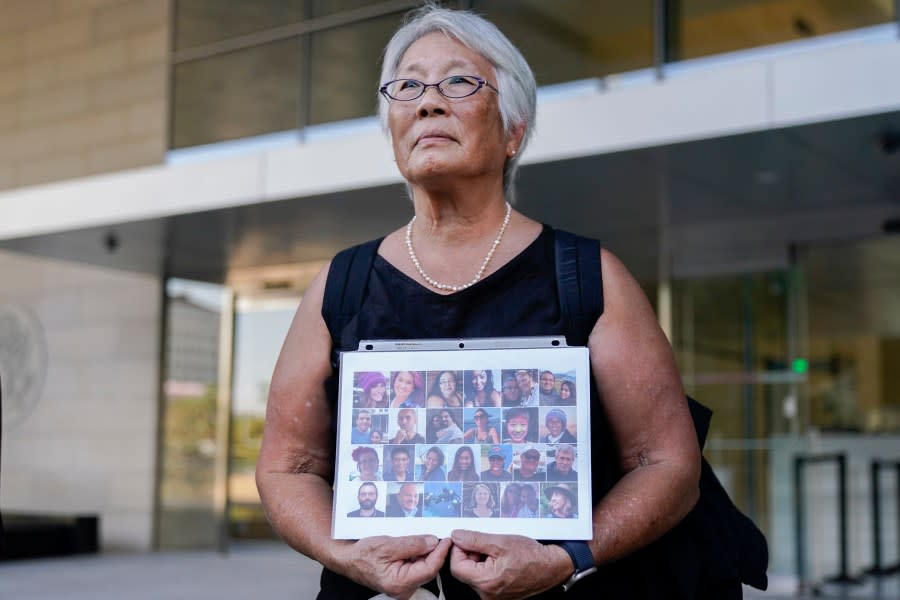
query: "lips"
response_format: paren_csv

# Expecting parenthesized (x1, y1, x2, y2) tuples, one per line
(415, 130, 456, 146)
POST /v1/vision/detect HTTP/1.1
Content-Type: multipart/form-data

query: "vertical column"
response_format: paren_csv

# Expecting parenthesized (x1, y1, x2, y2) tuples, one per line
(656, 159, 672, 342)
(214, 289, 236, 553)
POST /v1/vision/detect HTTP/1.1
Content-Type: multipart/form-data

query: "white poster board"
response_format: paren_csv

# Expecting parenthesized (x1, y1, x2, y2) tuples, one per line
(332, 337, 592, 540)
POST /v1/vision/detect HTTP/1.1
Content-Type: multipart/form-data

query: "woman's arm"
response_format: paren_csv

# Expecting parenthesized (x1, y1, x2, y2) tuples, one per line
(256, 265, 450, 600)
(583, 247, 700, 562)
(488, 427, 500, 444)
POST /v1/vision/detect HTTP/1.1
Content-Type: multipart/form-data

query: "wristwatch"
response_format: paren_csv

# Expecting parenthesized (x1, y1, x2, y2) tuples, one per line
(554, 541, 597, 592)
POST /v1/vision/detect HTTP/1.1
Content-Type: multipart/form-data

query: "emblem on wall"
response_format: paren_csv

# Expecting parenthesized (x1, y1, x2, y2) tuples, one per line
(0, 303, 48, 429)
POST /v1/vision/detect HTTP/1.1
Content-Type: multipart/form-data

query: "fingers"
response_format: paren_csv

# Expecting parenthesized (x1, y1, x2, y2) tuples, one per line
(389, 537, 452, 598)
(450, 529, 504, 556)
(386, 534, 442, 561)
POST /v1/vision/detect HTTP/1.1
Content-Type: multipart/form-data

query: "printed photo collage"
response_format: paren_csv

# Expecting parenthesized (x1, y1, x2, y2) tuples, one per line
(343, 368, 581, 521)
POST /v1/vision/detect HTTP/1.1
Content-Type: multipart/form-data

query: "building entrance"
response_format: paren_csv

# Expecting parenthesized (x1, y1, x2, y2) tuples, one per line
(227, 291, 299, 540)
(156, 270, 316, 550)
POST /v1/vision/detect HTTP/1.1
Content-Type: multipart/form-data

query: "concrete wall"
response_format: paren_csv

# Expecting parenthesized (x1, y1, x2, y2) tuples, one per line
(0, 248, 161, 552)
(0, 0, 169, 191)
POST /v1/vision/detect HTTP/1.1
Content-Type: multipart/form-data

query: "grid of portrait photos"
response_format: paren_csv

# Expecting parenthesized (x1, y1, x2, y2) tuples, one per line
(332, 345, 592, 540)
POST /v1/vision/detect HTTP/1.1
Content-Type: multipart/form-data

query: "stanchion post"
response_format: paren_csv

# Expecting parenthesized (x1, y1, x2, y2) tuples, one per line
(837, 453, 849, 580)
(794, 455, 806, 588)
(871, 460, 883, 574)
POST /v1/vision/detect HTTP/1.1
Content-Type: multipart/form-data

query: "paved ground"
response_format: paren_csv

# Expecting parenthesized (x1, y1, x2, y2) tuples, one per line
(1, 542, 897, 599)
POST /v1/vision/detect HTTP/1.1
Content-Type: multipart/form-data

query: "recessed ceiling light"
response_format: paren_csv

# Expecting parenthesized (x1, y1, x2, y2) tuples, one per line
(755, 170, 779, 185)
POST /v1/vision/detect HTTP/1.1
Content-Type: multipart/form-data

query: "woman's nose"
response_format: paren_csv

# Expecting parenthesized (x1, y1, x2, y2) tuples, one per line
(416, 87, 447, 118)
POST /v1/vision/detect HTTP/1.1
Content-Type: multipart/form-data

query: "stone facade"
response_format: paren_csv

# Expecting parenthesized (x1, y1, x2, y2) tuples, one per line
(0, 0, 169, 190)
(0, 248, 161, 551)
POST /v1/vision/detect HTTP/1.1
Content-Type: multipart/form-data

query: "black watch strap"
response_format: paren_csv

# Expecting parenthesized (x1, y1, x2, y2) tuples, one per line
(553, 541, 597, 591)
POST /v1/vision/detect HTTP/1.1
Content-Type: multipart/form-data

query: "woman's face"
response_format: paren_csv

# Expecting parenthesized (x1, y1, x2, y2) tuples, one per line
(424, 451, 440, 472)
(506, 414, 529, 443)
(522, 486, 537, 507)
(369, 382, 386, 402)
(546, 416, 564, 437)
(439, 372, 457, 398)
(474, 411, 488, 428)
(505, 486, 520, 503)
(559, 383, 571, 400)
(474, 486, 491, 507)
(550, 491, 569, 515)
(392, 451, 409, 476)
(387, 33, 515, 190)
(502, 378, 519, 402)
(457, 450, 472, 471)
(358, 451, 378, 475)
(472, 370, 487, 391)
(394, 372, 414, 397)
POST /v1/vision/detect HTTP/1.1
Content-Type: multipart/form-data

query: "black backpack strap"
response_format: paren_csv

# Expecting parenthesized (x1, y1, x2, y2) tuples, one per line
(554, 229, 603, 347)
(322, 238, 382, 369)
(553, 228, 714, 449)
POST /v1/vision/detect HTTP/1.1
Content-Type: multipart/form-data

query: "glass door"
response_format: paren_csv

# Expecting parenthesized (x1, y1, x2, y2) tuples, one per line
(226, 291, 300, 539)
(672, 270, 798, 538)
(157, 278, 229, 550)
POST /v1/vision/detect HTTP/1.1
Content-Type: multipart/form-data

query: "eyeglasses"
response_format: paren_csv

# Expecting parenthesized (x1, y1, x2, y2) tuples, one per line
(380, 75, 498, 102)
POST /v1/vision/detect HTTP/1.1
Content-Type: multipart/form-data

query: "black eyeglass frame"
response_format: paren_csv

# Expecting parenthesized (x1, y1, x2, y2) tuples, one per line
(379, 75, 499, 101)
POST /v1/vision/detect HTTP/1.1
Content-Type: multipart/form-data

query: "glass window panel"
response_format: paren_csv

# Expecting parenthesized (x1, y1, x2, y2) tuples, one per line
(801, 236, 900, 432)
(472, 0, 654, 84)
(227, 294, 299, 539)
(671, 271, 789, 528)
(174, 0, 306, 51)
(675, 0, 895, 61)
(308, 13, 404, 126)
(157, 279, 225, 550)
(310, 0, 391, 18)
(172, 39, 301, 149)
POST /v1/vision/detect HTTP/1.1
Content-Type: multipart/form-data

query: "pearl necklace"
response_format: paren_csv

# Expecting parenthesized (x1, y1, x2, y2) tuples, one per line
(405, 202, 512, 292)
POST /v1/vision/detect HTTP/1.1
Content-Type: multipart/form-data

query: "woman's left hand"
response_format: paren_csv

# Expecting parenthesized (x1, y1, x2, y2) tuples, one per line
(449, 530, 573, 600)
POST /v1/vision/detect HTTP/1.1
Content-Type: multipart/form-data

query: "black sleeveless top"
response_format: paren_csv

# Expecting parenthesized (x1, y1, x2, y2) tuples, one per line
(340, 224, 564, 348)
(320, 225, 747, 600)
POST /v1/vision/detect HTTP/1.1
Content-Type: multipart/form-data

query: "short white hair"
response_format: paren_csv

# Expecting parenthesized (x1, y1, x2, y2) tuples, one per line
(378, 5, 537, 204)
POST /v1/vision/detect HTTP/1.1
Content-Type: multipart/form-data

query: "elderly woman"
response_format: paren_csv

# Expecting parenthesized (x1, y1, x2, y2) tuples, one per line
(257, 6, 701, 600)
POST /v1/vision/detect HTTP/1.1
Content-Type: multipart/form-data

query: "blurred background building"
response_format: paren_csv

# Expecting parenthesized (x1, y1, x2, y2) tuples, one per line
(1, 0, 899, 591)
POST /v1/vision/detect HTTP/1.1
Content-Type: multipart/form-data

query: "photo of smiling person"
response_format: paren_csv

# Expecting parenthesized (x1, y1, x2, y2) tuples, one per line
(540, 407, 576, 444)
(354, 371, 389, 409)
(513, 445, 545, 482)
(389, 370, 425, 408)
(426, 370, 464, 408)
(416, 445, 447, 481)
(463, 369, 501, 407)
(502, 407, 538, 443)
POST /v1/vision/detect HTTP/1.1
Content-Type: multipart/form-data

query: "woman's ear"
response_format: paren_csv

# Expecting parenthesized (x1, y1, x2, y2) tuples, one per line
(507, 122, 527, 157)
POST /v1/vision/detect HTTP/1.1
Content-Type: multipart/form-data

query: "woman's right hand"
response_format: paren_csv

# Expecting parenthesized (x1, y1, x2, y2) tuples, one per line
(333, 535, 452, 600)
